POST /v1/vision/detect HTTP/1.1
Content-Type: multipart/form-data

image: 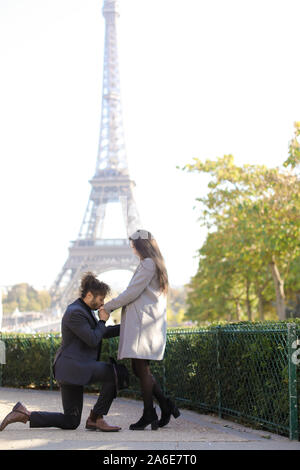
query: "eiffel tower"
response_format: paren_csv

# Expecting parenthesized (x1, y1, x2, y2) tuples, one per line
(51, 0, 141, 312)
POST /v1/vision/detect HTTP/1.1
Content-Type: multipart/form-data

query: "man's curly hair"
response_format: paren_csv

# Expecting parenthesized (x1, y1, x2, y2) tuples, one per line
(80, 272, 111, 298)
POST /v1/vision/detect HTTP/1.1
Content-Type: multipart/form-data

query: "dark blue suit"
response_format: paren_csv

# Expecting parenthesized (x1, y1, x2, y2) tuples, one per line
(29, 298, 120, 429)
(53, 297, 120, 385)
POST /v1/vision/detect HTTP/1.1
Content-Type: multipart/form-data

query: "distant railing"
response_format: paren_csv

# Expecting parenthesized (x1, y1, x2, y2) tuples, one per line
(70, 239, 130, 247)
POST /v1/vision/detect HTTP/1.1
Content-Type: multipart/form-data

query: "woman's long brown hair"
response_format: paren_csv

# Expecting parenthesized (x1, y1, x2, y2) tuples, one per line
(129, 230, 169, 294)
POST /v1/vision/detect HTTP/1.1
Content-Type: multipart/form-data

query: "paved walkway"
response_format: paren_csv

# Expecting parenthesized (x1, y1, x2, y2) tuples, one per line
(0, 387, 300, 450)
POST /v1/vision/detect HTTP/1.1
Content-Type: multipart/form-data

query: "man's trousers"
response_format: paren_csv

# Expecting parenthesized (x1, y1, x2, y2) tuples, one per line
(29, 361, 115, 429)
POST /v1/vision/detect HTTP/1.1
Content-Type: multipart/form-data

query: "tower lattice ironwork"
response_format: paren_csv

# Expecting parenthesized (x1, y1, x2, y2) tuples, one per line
(51, 0, 141, 312)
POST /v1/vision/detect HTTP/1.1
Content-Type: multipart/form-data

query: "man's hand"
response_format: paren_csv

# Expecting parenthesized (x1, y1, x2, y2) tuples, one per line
(98, 306, 109, 322)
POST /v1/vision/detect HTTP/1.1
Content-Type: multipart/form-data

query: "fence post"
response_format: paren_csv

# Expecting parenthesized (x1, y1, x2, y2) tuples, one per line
(216, 325, 222, 418)
(287, 323, 299, 440)
(49, 334, 54, 391)
(162, 363, 167, 395)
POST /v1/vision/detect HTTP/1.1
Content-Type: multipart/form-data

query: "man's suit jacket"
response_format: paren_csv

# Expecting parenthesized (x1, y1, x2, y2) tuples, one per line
(53, 298, 120, 386)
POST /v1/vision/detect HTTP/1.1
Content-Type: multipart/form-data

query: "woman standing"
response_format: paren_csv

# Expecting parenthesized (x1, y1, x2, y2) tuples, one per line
(101, 229, 180, 430)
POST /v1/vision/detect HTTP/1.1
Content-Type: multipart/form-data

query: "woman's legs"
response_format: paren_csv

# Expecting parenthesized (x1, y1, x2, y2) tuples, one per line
(130, 358, 159, 430)
(131, 358, 154, 410)
(130, 358, 180, 429)
(131, 359, 168, 412)
(152, 377, 169, 411)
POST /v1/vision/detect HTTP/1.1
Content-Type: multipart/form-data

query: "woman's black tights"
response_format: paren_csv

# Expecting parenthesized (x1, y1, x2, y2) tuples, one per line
(131, 358, 168, 411)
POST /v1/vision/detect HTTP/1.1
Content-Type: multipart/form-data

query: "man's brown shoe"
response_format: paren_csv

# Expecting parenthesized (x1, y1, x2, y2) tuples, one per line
(85, 411, 98, 430)
(85, 411, 121, 432)
(0, 402, 31, 431)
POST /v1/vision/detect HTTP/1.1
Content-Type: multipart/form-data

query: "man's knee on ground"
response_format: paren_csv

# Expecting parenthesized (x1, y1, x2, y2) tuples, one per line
(63, 414, 81, 430)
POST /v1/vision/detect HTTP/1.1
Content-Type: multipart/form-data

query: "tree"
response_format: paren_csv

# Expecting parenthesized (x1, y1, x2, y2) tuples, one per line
(3, 283, 51, 314)
(167, 286, 187, 326)
(185, 223, 275, 323)
(284, 122, 300, 170)
(182, 127, 300, 320)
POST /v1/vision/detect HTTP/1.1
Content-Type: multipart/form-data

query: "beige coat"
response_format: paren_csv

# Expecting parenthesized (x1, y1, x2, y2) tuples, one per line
(104, 257, 167, 361)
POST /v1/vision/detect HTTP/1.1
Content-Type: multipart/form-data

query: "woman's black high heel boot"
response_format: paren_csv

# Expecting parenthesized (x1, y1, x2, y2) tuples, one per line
(129, 407, 159, 430)
(158, 398, 180, 428)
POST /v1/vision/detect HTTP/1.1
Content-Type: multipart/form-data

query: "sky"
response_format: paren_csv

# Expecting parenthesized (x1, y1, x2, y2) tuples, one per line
(0, 0, 299, 292)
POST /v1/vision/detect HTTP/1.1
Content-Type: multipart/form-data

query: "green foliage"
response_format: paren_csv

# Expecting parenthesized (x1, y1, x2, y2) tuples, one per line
(166, 286, 187, 326)
(181, 124, 300, 322)
(0, 332, 111, 392)
(0, 333, 61, 389)
(3, 284, 51, 314)
(284, 122, 300, 170)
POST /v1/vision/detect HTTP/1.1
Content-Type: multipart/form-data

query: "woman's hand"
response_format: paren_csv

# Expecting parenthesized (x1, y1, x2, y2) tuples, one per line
(98, 306, 110, 322)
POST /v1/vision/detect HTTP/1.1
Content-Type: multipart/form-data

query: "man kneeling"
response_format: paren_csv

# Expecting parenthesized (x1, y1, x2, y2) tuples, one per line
(0, 272, 129, 432)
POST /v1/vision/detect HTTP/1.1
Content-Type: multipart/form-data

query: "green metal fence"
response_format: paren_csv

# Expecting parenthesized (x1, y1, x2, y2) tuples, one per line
(108, 322, 300, 439)
(0, 322, 300, 440)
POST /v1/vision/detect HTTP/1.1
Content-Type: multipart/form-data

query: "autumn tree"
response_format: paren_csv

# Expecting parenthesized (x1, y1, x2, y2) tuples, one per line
(167, 286, 187, 326)
(182, 122, 300, 321)
(3, 283, 51, 314)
